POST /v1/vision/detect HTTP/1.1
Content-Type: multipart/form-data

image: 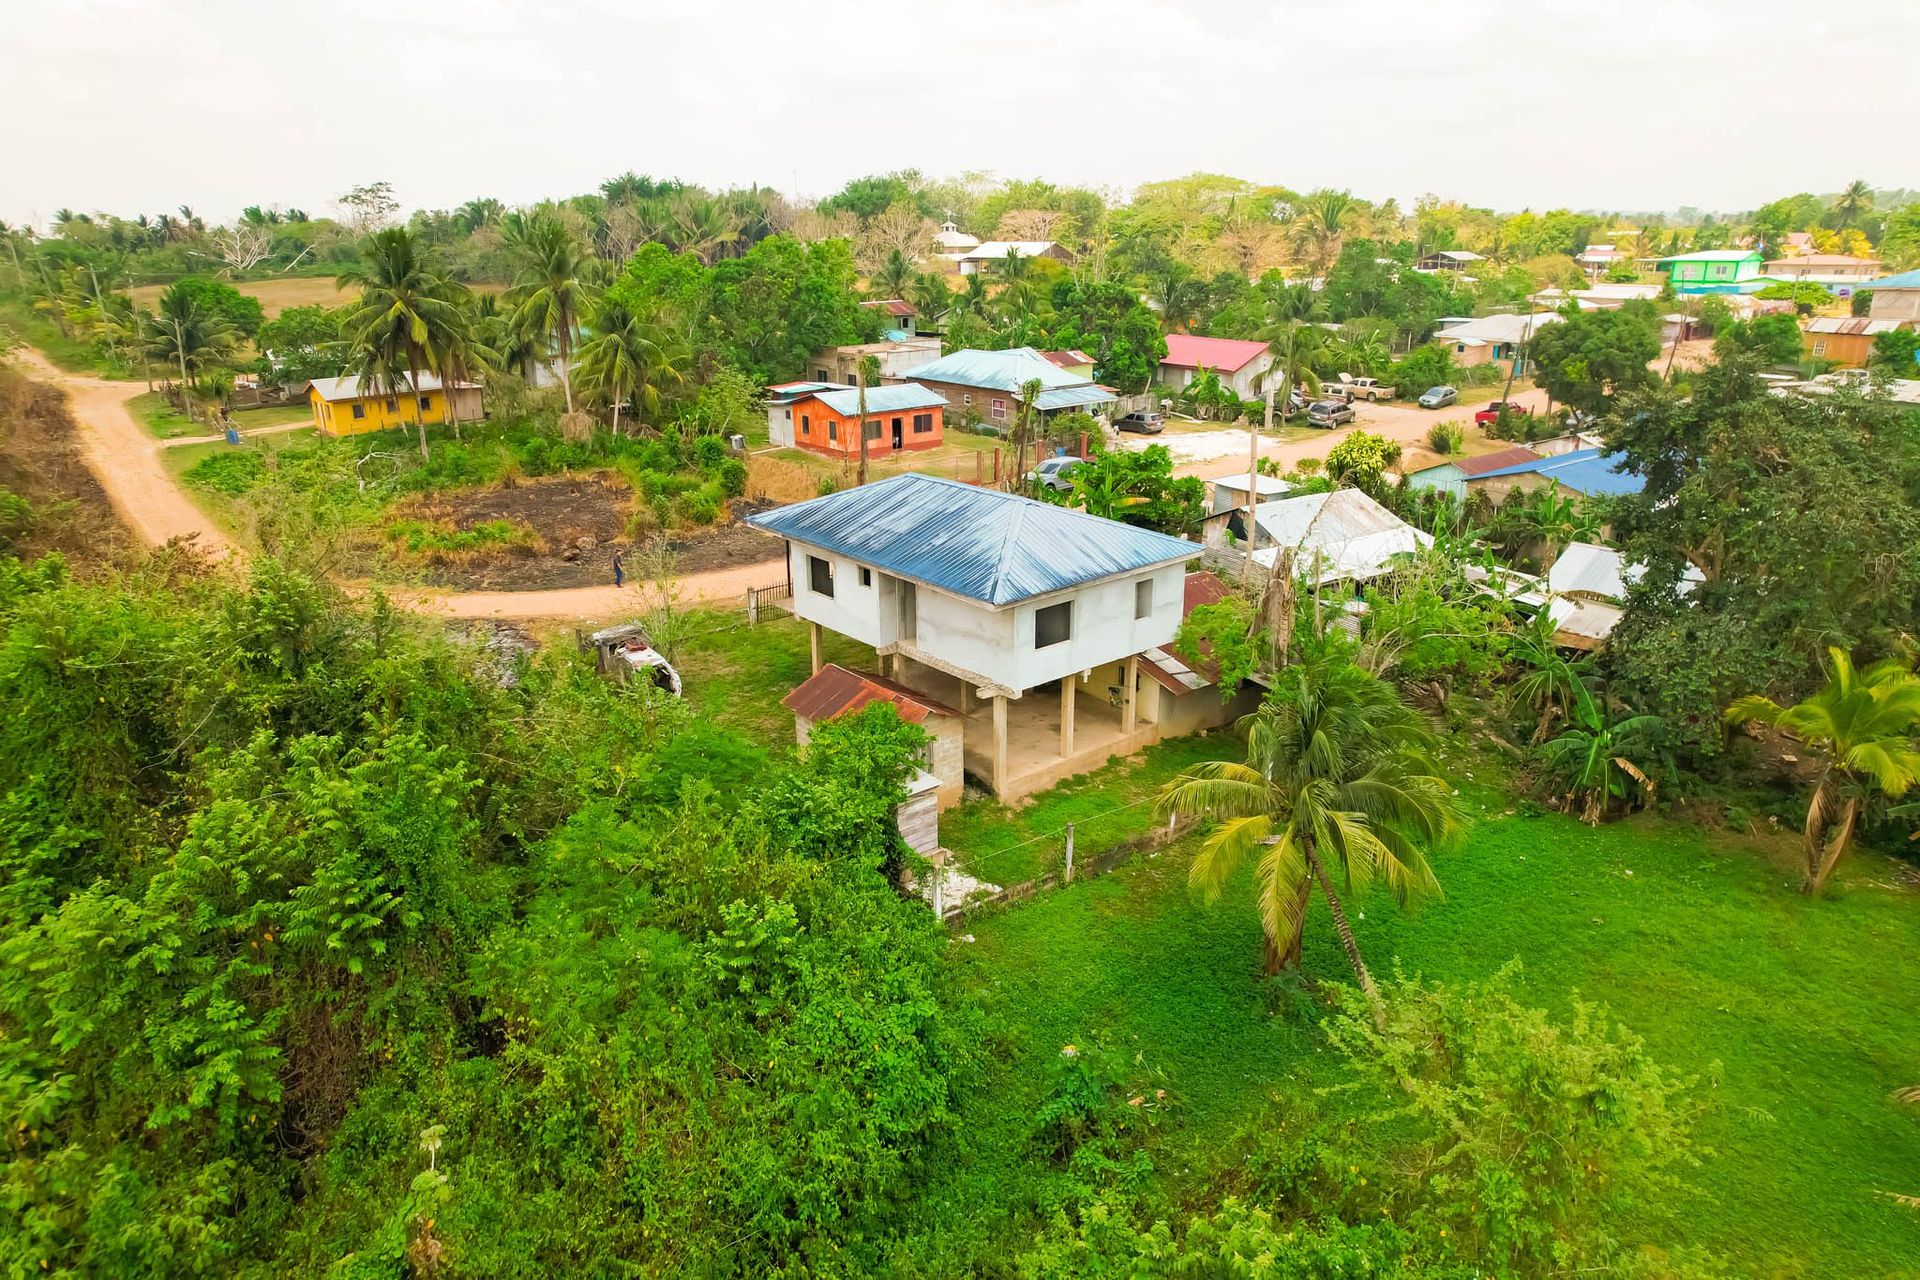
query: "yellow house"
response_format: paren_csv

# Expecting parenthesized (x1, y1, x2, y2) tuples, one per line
(303, 374, 485, 437)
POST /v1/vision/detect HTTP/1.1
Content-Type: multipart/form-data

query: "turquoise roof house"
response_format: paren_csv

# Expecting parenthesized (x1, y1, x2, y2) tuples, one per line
(1655, 249, 1766, 295)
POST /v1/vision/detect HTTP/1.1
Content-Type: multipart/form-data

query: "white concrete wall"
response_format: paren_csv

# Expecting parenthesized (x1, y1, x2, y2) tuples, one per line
(768, 404, 795, 448)
(788, 541, 1187, 694)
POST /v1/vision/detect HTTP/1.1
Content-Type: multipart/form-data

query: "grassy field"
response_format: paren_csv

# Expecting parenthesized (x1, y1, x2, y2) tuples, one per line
(671, 609, 875, 747)
(948, 791, 1920, 1276)
(132, 390, 314, 439)
(126, 275, 506, 320)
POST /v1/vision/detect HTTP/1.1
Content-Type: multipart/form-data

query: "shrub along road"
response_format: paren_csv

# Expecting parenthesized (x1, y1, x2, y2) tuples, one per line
(13, 347, 784, 620)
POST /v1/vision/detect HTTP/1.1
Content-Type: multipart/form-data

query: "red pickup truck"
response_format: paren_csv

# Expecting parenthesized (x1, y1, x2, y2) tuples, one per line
(1473, 401, 1532, 428)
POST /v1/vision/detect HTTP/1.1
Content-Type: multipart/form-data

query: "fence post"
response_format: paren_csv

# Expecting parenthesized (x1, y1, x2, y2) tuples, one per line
(746, 587, 759, 626)
(1064, 823, 1076, 884)
(932, 864, 945, 919)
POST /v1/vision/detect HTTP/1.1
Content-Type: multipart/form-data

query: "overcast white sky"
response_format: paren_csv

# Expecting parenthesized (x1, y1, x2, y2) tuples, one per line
(3, 0, 1916, 229)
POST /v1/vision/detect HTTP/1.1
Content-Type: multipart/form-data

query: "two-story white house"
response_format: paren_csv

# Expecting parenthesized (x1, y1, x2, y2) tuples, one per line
(748, 473, 1200, 801)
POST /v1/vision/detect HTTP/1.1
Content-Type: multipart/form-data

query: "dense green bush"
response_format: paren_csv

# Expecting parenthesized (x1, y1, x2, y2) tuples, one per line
(0, 562, 979, 1276)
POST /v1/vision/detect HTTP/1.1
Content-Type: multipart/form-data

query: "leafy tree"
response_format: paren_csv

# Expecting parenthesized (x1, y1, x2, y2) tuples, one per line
(819, 171, 932, 222)
(252, 303, 344, 384)
(1870, 327, 1920, 373)
(1507, 611, 1598, 743)
(1160, 655, 1460, 995)
(1526, 302, 1662, 415)
(1726, 648, 1920, 894)
(1389, 343, 1455, 395)
(1324, 430, 1401, 495)
(1044, 280, 1166, 393)
(168, 274, 265, 337)
(1256, 284, 1326, 426)
(1050, 445, 1203, 534)
(1714, 311, 1804, 366)
(1604, 360, 1920, 757)
(1756, 280, 1836, 313)
(706, 235, 868, 383)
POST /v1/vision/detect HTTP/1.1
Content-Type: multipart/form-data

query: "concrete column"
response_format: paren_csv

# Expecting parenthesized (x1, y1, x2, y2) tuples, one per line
(992, 694, 1009, 796)
(958, 683, 971, 714)
(1122, 655, 1139, 734)
(1060, 678, 1076, 758)
(809, 621, 822, 675)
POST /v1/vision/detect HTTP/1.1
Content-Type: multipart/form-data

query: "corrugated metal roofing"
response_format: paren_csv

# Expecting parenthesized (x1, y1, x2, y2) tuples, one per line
(782, 663, 958, 724)
(1548, 541, 1704, 602)
(1658, 250, 1765, 263)
(1161, 334, 1270, 372)
(1246, 488, 1434, 583)
(302, 373, 473, 401)
(1455, 445, 1545, 477)
(860, 298, 917, 316)
(1805, 317, 1906, 336)
(745, 472, 1196, 607)
(1470, 447, 1645, 497)
(1853, 269, 1920, 290)
(810, 383, 950, 416)
(912, 347, 1118, 409)
(1435, 312, 1565, 344)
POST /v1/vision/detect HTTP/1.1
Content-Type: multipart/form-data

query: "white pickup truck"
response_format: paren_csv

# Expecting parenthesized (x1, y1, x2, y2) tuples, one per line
(1333, 376, 1396, 402)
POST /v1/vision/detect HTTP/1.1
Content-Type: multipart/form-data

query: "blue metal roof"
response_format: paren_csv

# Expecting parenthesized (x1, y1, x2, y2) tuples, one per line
(910, 346, 1116, 408)
(811, 383, 950, 416)
(1856, 269, 1920, 290)
(1471, 447, 1644, 497)
(746, 473, 1197, 606)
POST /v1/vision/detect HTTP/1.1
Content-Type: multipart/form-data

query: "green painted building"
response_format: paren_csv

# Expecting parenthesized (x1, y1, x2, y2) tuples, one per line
(1655, 249, 1766, 295)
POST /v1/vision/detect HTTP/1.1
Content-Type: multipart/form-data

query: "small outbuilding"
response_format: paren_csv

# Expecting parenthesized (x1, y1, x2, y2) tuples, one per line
(783, 662, 967, 809)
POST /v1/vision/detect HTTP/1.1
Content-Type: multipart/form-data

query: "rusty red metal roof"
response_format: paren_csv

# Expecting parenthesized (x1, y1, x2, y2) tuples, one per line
(782, 663, 959, 725)
(1454, 445, 1544, 477)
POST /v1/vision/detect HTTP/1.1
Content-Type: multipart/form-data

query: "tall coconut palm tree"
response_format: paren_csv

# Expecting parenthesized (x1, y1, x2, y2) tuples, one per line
(1726, 649, 1920, 894)
(574, 298, 688, 435)
(1256, 285, 1327, 429)
(1292, 189, 1354, 279)
(1829, 180, 1874, 230)
(336, 226, 466, 460)
(143, 282, 238, 421)
(1161, 658, 1460, 1010)
(907, 272, 953, 327)
(873, 249, 915, 301)
(504, 213, 597, 416)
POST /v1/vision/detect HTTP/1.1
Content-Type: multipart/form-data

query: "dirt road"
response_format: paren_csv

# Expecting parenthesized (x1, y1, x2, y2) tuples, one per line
(1156, 386, 1554, 484)
(8, 350, 788, 622)
(10, 348, 237, 556)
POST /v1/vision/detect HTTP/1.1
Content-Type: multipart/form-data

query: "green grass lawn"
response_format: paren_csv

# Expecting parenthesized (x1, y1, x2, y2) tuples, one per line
(134, 390, 314, 439)
(951, 799, 1920, 1276)
(671, 609, 875, 749)
(161, 427, 320, 535)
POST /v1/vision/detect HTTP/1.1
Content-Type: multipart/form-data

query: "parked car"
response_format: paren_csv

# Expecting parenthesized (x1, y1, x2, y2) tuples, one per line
(1116, 410, 1166, 435)
(1315, 381, 1353, 404)
(1306, 400, 1355, 428)
(1473, 400, 1532, 427)
(1334, 376, 1397, 401)
(1418, 385, 1459, 409)
(1028, 456, 1086, 492)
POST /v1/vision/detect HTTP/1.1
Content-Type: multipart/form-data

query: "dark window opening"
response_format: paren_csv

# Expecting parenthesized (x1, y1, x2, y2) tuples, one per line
(1035, 601, 1072, 649)
(1135, 579, 1153, 619)
(808, 555, 834, 597)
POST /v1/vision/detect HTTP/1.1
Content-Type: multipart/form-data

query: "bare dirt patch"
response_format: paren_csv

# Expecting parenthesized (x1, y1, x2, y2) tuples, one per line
(393, 476, 780, 591)
(128, 276, 505, 321)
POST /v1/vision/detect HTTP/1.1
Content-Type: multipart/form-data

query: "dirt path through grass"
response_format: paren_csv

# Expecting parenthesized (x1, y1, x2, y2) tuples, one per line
(10, 348, 788, 621)
(10, 347, 237, 556)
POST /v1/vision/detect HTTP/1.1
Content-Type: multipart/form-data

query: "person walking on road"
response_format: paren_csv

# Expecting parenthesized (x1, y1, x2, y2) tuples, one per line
(611, 547, 625, 588)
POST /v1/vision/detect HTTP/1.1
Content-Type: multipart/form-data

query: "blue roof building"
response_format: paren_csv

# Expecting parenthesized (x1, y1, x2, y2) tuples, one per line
(1466, 448, 1645, 499)
(909, 347, 1117, 417)
(749, 473, 1199, 800)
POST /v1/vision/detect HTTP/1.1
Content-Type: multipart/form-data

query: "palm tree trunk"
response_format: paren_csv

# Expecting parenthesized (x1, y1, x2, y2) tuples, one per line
(407, 355, 429, 461)
(1805, 793, 1859, 895)
(1305, 844, 1385, 1026)
(176, 334, 194, 422)
(558, 321, 575, 415)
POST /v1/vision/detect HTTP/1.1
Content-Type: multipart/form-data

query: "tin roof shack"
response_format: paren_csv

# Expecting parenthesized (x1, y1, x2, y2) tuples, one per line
(773, 382, 947, 459)
(1157, 334, 1276, 401)
(749, 472, 1198, 802)
(1542, 541, 1704, 650)
(1431, 312, 1564, 373)
(1464, 447, 1645, 506)
(1857, 269, 1920, 324)
(1802, 316, 1911, 368)
(783, 663, 966, 810)
(1129, 571, 1266, 738)
(805, 337, 943, 385)
(1242, 488, 1434, 585)
(1404, 445, 1544, 501)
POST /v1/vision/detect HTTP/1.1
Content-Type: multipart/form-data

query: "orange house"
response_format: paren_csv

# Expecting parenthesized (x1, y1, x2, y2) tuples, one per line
(788, 382, 946, 459)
